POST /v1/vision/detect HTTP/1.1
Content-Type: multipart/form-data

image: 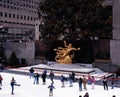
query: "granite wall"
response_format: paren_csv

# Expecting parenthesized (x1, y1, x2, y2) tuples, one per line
(110, 0, 120, 66)
(2, 42, 35, 65)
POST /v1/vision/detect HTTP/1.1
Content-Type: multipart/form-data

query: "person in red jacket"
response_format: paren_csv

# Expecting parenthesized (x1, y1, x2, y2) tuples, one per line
(0, 74, 3, 86)
(0, 74, 3, 89)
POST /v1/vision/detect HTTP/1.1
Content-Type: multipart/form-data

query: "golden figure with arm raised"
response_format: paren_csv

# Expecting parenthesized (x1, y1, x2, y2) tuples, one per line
(54, 41, 80, 64)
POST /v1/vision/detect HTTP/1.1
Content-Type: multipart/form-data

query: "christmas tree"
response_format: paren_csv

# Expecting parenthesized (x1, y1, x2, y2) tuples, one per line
(38, 0, 112, 45)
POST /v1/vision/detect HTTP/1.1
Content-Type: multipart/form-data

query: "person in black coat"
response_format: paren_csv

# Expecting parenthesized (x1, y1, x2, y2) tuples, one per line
(49, 70, 54, 83)
(102, 76, 108, 90)
(41, 72, 47, 85)
(29, 67, 34, 79)
(84, 92, 89, 97)
(78, 77, 83, 91)
(71, 71, 75, 82)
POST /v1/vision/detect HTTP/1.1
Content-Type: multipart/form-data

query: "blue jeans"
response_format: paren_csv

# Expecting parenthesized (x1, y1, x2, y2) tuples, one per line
(111, 84, 114, 89)
(30, 73, 34, 78)
(79, 84, 82, 91)
(11, 85, 14, 94)
(69, 79, 73, 87)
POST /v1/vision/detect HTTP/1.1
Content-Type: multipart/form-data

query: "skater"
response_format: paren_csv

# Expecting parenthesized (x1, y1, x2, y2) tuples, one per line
(78, 77, 83, 91)
(102, 76, 108, 90)
(83, 75, 87, 90)
(111, 77, 115, 89)
(49, 70, 54, 83)
(0, 74, 3, 86)
(60, 75, 65, 87)
(68, 73, 73, 87)
(0, 74, 3, 90)
(29, 67, 34, 79)
(112, 95, 116, 97)
(10, 77, 20, 95)
(48, 83, 55, 97)
(41, 72, 47, 85)
(43, 68, 47, 75)
(87, 74, 92, 85)
(84, 92, 89, 97)
(91, 76, 95, 89)
(71, 71, 75, 82)
(34, 73, 40, 84)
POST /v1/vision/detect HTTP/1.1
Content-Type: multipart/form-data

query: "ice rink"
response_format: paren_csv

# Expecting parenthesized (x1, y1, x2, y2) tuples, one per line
(0, 72, 119, 97)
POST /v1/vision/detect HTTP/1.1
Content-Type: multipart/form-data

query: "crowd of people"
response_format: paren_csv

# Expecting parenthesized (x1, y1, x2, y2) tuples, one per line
(0, 67, 117, 97)
(28, 67, 117, 97)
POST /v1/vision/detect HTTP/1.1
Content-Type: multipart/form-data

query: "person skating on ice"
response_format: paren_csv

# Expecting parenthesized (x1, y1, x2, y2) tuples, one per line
(0, 74, 3, 90)
(29, 67, 34, 79)
(83, 75, 87, 90)
(33, 73, 40, 84)
(84, 92, 89, 97)
(49, 70, 54, 83)
(48, 82, 55, 97)
(102, 76, 108, 90)
(60, 75, 65, 87)
(78, 77, 83, 91)
(10, 77, 20, 95)
(91, 76, 95, 89)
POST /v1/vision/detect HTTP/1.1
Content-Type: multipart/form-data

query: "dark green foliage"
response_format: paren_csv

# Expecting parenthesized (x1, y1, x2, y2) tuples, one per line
(96, 52, 110, 59)
(0, 45, 7, 64)
(9, 52, 19, 67)
(38, 0, 112, 45)
(115, 67, 120, 77)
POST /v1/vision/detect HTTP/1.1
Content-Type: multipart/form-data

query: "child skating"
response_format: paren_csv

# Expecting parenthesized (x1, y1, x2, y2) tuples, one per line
(48, 82, 55, 97)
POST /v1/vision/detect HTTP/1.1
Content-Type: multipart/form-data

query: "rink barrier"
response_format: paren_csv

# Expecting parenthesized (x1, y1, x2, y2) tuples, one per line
(5, 67, 120, 82)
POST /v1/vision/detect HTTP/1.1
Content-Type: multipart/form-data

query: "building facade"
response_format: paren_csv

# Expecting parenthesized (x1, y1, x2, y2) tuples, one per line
(0, 0, 40, 65)
(0, 0, 39, 42)
(110, 0, 120, 67)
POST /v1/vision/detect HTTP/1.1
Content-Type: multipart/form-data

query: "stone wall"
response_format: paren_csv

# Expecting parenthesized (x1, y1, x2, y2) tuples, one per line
(2, 42, 35, 65)
(110, 0, 120, 66)
(110, 40, 120, 66)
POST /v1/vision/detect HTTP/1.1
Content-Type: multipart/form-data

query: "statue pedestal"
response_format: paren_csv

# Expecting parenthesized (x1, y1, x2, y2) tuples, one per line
(37, 61, 94, 74)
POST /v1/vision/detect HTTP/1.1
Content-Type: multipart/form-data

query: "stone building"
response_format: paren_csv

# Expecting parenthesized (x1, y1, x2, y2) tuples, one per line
(110, 0, 120, 67)
(0, 0, 39, 41)
(0, 0, 39, 65)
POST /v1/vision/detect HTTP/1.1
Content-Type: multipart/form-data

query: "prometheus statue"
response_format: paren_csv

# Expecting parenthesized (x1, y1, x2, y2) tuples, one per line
(54, 41, 80, 64)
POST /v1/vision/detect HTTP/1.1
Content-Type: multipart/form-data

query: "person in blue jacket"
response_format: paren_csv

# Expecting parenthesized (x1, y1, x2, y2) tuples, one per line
(48, 82, 55, 97)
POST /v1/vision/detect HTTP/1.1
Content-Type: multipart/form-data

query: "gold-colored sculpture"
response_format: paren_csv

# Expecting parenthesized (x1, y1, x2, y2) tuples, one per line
(54, 41, 80, 64)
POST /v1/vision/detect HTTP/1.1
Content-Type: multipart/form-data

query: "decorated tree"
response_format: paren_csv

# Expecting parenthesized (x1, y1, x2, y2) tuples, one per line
(38, 0, 112, 45)
(9, 52, 19, 67)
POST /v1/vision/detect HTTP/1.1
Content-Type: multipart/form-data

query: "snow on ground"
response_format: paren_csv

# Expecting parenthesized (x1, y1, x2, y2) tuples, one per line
(0, 72, 119, 97)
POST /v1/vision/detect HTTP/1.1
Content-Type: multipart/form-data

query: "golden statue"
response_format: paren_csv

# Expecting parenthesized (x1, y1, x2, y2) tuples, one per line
(54, 41, 80, 64)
